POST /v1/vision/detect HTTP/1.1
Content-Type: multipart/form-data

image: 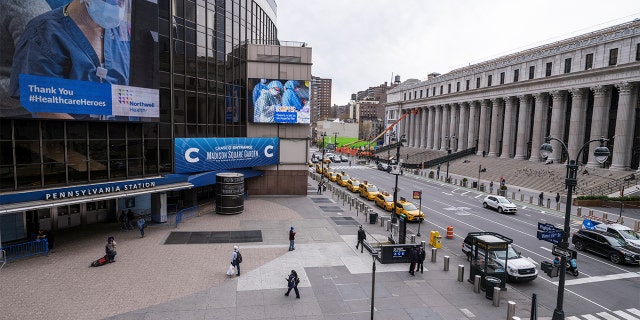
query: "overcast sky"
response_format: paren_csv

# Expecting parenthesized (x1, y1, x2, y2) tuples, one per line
(275, 0, 640, 105)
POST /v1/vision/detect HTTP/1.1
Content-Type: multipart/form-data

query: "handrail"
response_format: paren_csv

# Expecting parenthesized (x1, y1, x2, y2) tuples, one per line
(419, 147, 477, 169)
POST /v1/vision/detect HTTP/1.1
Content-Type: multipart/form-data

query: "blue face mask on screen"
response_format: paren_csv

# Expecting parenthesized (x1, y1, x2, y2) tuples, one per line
(84, 0, 125, 29)
(46, 0, 69, 9)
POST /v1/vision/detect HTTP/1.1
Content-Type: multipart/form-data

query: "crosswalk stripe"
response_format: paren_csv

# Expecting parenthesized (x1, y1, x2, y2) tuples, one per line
(598, 311, 624, 319)
(614, 310, 640, 320)
(566, 317, 581, 320)
(628, 309, 640, 317)
(582, 315, 600, 320)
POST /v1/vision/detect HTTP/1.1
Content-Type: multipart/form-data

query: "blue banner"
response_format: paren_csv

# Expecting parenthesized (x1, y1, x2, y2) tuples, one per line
(174, 138, 279, 173)
(20, 74, 112, 115)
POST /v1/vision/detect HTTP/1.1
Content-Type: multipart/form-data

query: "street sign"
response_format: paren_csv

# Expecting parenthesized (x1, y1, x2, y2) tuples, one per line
(538, 222, 560, 232)
(537, 222, 564, 245)
(552, 245, 577, 259)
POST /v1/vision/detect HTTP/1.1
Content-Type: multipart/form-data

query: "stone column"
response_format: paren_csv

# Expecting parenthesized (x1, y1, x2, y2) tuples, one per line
(426, 106, 435, 149)
(405, 110, 413, 146)
(467, 101, 479, 150)
(514, 95, 532, 160)
(610, 83, 638, 171)
(501, 96, 516, 159)
(587, 85, 612, 167)
(450, 104, 459, 151)
(457, 102, 469, 150)
(567, 88, 588, 162)
(548, 91, 567, 163)
(419, 106, 428, 148)
(441, 104, 451, 150)
(434, 105, 442, 150)
(530, 93, 549, 162)
(412, 109, 419, 147)
(488, 98, 502, 157)
(476, 100, 490, 156)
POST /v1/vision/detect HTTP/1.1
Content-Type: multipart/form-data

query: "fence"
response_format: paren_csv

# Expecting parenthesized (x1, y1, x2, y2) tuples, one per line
(0, 239, 49, 269)
(167, 206, 200, 228)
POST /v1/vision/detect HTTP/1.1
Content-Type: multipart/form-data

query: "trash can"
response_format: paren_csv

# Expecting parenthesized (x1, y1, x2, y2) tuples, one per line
(369, 212, 378, 224)
(485, 276, 501, 300)
(472, 181, 478, 188)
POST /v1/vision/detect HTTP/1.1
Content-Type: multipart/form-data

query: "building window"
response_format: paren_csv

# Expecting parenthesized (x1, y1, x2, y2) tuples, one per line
(513, 69, 519, 82)
(456, 82, 460, 92)
(499, 72, 505, 85)
(466, 79, 470, 90)
(439, 86, 443, 95)
(447, 83, 451, 93)
(404, 93, 406, 100)
(564, 58, 572, 74)
(414, 91, 417, 99)
(476, 77, 480, 88)
(409, 92, 412, 100)
(636, 44, 640, 61)
(545, 62, 552, 77)
(609, 48, 618, 66)
(420, 90, 423, 98)
(426, 90, 429, 97)
(487, 75, 492, 87)
(585, 53, 593, 70)
(432, 87, 436, 96)
(529, 66, 535, 80)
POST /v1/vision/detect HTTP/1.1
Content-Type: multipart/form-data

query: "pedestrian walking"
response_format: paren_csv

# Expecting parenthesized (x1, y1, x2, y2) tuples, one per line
(417, 246, 426, 274)
(539, 192, 544, 206)
(356, 225, 366, 253)
(289, 227, 296, 251)
(126, 209, 135, 230)
(317, 180, 323, 195)
(284, 270, 300, 298)
(231, 246, 242, 276)
(555, 192, 561, 205)
(408, 246, 418, 276)
(119, 210, 128, 231)
(136, 216, 146, 238)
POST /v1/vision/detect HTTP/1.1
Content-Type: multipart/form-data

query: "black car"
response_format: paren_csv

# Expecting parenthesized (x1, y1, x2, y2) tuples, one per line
(572, 229, 640, 265)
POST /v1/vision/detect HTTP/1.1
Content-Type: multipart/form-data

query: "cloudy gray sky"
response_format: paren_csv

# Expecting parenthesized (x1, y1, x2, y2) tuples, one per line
(275, 0, 640, 105)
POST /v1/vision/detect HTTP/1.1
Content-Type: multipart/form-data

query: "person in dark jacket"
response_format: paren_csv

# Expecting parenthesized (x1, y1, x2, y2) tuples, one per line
(417, 246, 426, 274)
(285, 270, 300, 298)
(356, 225, 366, 253)
(288, 227, 296, 251)
(408, 246, 418, 276)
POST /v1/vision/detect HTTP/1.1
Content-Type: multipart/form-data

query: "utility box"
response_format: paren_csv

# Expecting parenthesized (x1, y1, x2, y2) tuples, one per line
(429, 231, 442, 248)
(369, 212, 378, 224)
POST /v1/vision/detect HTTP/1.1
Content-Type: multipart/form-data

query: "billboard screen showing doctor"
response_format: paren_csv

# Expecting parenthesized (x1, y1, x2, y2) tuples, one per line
(249, 78, 310, 124)
(174, 138, 280, 173)
(0, 0, 159, 121)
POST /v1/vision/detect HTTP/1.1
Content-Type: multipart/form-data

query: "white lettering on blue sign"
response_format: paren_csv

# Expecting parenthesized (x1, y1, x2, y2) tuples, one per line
(185, 148, 200, 163)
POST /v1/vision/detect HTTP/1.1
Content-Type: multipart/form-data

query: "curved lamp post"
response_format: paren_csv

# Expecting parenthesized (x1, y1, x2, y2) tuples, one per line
(539, 136, 609, 320)
(391, 133, 407, 224)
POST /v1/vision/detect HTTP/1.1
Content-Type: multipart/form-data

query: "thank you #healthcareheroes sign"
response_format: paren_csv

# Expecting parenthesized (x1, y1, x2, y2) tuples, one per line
(174, 138, 279, 173)
(19, 74, 158, 118)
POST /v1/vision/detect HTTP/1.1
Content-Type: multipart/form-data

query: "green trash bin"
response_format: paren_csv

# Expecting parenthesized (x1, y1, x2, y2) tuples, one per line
(369, 212, 378, 224)
(485, 276, 501, 300)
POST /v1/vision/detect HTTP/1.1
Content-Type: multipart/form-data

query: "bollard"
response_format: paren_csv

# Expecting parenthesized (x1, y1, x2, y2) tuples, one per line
(473, 275, 481, 293)
(421, 240, 426, 251)
(506, 301, 516, 319)
(556, 203, 560, 211)
(546, 199, 550, 208)
(511, 192, 515, 200)
(380, 217, 385, 227)
(457, 265, 464, 282)
(493, 287, 500, 307)
(529, 196, 533, 204)
(603, 213, 608, 220)
(431, 247, 437, 262)
(634, 220, 640, 232)
(577, 207, 582, 217)
(512, 318, 520, 320)
(386, 220, 391, 231)
(410, 234, 416, 244)
(444, 256, 450, 271)
(520, 194, 524, 201)
(589, 209, 594, 216)
(618, 216, 624, 224)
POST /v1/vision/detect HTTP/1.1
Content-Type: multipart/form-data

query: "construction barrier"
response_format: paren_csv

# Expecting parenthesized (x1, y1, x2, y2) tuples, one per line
(446, 226, 454, 239)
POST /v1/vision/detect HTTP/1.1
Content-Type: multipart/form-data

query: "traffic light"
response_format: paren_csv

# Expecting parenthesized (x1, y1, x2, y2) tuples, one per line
(541, 261, 559, 278)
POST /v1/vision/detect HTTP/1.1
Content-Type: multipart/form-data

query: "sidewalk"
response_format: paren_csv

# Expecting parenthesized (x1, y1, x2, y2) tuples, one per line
(0, 177, 549, 320)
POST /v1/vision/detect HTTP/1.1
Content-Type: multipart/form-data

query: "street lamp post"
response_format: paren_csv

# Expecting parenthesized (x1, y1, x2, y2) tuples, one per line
(333, 132, 338, 150)
(370, 251, 379, 320)
(320, 132, 327, 178)
(539, 136, 610, 320)
(391, 133, 406, 224)
(445, 135, 456, 181)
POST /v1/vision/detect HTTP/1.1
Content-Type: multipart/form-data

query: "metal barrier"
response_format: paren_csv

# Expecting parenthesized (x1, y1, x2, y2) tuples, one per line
(0, 239, 49, 266)
(1, 249, 6, 270)
(168, 205, 200, 227)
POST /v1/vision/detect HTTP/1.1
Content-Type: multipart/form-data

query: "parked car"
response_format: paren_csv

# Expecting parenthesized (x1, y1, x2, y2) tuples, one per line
(394, 198, 424, 222)
(482, 195, 517, 214)
(346, 178, 361, 193)
(328, 171, 339, 182)
(336, 172, 351, 187)
(461, 232, 538, 282)
(572, 229, 640, 265)
(374, 192, 394, 211)
(340, 155, 349, 162)
(359, 183, 380, 201)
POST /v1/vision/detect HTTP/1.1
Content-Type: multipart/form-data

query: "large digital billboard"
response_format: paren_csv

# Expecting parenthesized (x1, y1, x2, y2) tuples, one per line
(249, 78, 310, 124)
(174, 137, 280, 173)
(0, 0, 159, 121)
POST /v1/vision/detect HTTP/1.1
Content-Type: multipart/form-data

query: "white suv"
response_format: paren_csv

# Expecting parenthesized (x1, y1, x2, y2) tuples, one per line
(462, 232, 537, 282)
(483, 195, 517, 214)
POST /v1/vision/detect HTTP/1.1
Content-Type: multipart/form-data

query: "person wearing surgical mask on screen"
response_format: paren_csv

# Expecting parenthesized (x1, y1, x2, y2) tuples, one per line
(9, 0, 130, 118)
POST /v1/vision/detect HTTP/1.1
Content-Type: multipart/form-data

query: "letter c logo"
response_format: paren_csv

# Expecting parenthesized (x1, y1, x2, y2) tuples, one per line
(264, 145, 274, 158)
(185, 148, 200, 163)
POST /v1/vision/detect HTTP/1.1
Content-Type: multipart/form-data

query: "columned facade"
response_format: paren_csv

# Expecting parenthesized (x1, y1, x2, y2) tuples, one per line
(384, 19, 640, 173)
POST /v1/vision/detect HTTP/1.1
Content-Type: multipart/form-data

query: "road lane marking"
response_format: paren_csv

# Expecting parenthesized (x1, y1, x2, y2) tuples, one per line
(613, 310, 640, 320)
(559, 272, 640, 286)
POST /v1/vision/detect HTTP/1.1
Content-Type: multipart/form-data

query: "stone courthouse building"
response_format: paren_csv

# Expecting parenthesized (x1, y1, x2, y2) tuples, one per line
(385, 19, 640, 172)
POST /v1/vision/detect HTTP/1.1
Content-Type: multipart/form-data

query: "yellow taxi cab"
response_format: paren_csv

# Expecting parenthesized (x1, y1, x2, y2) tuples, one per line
(336, 172, 351, 187)
(308, 160, 314, 167)
(359, 182, 380, 201)
(323, 168, 333, 179)
(315, 163, 323, 174)
(394, 197, 425, 222)
(328, 171, 339, 182)
(374, 192, 394, 211)
(346, 178, 361, 192)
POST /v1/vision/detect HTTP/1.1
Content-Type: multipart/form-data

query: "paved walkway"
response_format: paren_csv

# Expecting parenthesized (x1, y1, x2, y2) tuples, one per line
(1, 176, 551, 320)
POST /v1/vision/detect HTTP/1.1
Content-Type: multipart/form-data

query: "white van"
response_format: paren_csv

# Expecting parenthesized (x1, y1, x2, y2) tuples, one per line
(594, 223, 640, 249)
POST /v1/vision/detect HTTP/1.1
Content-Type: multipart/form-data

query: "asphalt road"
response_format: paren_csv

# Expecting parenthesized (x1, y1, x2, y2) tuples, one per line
(319, 161, 640, 318)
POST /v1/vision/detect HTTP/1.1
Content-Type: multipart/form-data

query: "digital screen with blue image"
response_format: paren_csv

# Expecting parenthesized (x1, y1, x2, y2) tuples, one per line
(248, 78, 311, 124)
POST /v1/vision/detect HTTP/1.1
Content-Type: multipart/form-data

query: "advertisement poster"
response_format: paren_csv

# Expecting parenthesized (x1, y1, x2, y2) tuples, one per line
(174, 137, 280, 173)
(248, 78, 310, 124)
(0, 0, 159, 121)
